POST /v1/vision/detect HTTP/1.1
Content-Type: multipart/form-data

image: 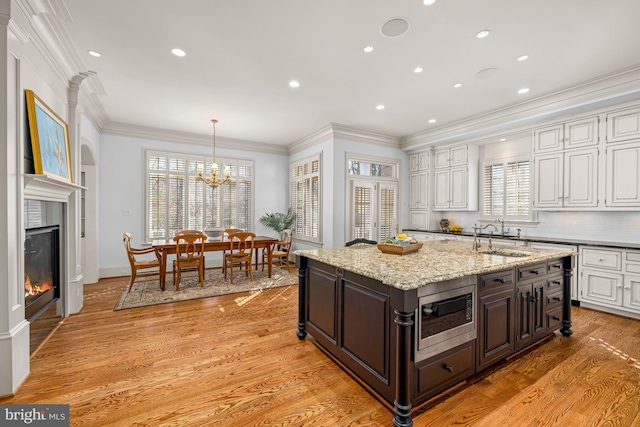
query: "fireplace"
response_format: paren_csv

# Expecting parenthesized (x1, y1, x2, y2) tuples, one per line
(24, 226, 60, 320)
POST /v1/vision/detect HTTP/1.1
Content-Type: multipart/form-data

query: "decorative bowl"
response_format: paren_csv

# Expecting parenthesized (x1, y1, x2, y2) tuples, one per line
(203, 227, 224, 240)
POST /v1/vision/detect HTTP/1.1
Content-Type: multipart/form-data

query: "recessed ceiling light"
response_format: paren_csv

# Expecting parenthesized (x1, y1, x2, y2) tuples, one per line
(289, 81, 300, 88)
(517, 55, 529, 61)
(500, 138, 507, 142)
(376, 105, 385, 110)
(88, 50, 101, 57)
(363, 46, 374, 53)
(171, 48, 186, 57)
(453, 83, 463, 88)
(414, 67, 424, 73)
(518, 88, 530, 94)
(476, 30, 491, 39)
(428, 119, 436, 123)
(423, 0, 436, 5)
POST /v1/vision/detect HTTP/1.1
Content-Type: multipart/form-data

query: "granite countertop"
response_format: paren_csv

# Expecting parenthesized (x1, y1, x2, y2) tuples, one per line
(294, 240, 576, 291)
(405, 229, 640, 250)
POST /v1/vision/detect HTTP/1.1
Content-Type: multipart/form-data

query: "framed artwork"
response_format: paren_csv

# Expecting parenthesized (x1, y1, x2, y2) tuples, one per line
(25, 89, 73, 182)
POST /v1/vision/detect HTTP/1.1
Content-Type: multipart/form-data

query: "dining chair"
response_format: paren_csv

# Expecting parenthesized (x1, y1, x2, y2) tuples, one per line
(224, 232, 256, 283)
(222, 228, 243, 275)
(262, 229, 293, 273)
(123, 232, 162, 292)
(172, 231, 207, 291)
(345, 238, 378, 247)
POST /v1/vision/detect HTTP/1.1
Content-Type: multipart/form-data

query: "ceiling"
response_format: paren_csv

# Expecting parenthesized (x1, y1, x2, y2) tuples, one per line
(62, 0, 640, 147)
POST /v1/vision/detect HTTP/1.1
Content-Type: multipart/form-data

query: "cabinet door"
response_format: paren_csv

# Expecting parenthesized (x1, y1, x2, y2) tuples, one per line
(564, 148, 598, 207)
(409, 173, 420, 209)
(623, 275, 640, 312)
(434, 149, 450, 169)
(533, 124, 564, 153)
(433, 169, 450, 210)
(607, 106, 640, 143)
(565, 116, 599, 149)
(478, 288, 515, 370)
(418, 151, 430, 171)
(580, 268, 623, 307)
(408, 210, 429, 230)
(606, 142, 640, 207)
(409, 153, 420, 172)
(449, 145, 468, 167)
(533, 153, 563, 208)
(449, 167, 468, 209)
(418, 171, 429, 209)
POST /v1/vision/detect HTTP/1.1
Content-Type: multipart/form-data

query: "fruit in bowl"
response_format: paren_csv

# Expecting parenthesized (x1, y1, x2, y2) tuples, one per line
(449, 225, 462, 234)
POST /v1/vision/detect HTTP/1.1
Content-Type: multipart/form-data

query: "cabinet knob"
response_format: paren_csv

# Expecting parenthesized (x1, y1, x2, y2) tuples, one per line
(443, 364, 453, 373)
(529, 296, 538, 303)
(552, 296, 562, 301)
(552, 264, 562, 269)
(598, 258, 604, 261)
(552, 316, 561, 321)
(551, 281, 561, 286)
(625, 285, 631, 290)
(530, 270, 539, 275)
(494, 278, 505, 283)
(616, 283, 622, 288)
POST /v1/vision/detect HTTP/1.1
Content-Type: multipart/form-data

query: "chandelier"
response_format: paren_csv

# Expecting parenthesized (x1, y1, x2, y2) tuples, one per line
(197, 119, 231, 188)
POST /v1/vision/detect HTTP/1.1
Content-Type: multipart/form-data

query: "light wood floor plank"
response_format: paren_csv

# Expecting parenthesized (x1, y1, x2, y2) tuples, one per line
(1, 276, 639, 426)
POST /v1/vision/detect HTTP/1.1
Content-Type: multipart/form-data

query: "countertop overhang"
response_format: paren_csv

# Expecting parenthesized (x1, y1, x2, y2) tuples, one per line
(295, 240, 576, 290)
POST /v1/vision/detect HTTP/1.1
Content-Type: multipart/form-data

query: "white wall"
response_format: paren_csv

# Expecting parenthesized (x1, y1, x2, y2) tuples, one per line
(98, 133, 289, 277)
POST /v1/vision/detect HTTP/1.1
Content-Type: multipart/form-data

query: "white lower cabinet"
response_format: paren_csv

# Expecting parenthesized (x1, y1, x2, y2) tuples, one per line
(578, 246, 640, 319)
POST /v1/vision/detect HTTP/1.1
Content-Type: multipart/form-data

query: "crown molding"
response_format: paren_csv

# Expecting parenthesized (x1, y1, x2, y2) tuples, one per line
(101, 122, 289, 155)
(288, 122, 400, 155)
(401, 65, 640, 151)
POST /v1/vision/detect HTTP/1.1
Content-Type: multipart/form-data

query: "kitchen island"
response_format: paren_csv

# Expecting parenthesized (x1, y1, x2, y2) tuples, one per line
(295, 240, 576, 427)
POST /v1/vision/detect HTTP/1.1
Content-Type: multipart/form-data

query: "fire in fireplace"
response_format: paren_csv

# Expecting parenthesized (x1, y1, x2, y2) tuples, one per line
(24, 226, 60, 320)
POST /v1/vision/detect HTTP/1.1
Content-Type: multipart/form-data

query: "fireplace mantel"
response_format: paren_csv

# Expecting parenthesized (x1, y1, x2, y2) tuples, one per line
(24, 174, 86, 202)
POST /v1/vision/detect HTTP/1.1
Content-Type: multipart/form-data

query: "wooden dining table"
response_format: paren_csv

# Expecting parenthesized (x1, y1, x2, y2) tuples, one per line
(152, 235, 279, 291)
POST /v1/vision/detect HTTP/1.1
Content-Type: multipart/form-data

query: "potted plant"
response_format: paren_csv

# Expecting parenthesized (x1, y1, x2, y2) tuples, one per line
(259, 208, 296, 241)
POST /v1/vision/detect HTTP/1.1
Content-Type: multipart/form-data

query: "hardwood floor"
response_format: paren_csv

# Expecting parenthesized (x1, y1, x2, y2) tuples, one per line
(2, 276, 639, 426)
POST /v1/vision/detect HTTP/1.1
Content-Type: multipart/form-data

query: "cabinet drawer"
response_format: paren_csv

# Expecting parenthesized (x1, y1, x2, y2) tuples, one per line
(517, 263, 546, 282)
(546, 291, 563, 310)
(547, 259, 564, 275)
(415, 341, 474, 395)
(581, 248, 622, 270)
(479, 270, 514, 295)
(546, 306, 563, 331)
(626, 252, 640, 262)
(626, 263, 640, 274)
(546, 276, 563, 292)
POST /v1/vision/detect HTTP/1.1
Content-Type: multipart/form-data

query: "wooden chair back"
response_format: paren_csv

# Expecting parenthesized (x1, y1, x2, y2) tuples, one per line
(225, 232, 256, 283)
(123, 232, 162, 292)
(268, 229, 293, 272)
(172, 231, 207, 290)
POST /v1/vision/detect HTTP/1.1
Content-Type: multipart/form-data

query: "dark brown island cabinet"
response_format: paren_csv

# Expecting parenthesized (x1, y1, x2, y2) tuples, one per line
(295, 241, 575, 427)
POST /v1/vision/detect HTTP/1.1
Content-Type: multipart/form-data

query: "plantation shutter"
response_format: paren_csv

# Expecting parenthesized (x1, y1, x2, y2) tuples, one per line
(290, 154, 321, 243)
(352, 181, 373, 240)
(506, 160, 530, 216)
(378, 183, 397, 242)
(481, 157, 531, 220)
(145, 150, 254, 242)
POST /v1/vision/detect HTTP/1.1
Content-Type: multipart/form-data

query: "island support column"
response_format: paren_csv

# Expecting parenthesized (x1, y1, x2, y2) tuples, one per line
(296, 255, 307, 340)
(391, 288, 418, 427)
(561, 255, 574, 337)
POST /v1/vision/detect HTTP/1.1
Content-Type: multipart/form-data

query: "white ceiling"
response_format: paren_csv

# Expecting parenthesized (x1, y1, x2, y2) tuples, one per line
(62, 0, 640, 147)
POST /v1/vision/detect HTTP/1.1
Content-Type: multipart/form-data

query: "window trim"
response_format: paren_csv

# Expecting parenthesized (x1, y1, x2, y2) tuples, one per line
(480, 154, 537, 225)
(290, 152, 322, 245)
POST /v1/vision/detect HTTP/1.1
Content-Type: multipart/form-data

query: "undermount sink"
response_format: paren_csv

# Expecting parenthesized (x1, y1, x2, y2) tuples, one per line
(477, 248, 531, 257)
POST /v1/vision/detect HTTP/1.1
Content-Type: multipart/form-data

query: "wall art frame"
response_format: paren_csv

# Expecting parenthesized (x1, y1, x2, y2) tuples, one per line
(25, 89, 73, 182)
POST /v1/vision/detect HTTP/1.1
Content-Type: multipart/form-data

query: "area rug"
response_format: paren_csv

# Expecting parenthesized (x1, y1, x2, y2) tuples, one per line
(114, 268, 297, 311)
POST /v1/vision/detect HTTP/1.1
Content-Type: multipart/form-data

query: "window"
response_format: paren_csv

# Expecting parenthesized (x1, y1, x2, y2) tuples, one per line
(145, 150, 253, 241)
(290, 153, 321, 243)
(482, 156, 534, 222)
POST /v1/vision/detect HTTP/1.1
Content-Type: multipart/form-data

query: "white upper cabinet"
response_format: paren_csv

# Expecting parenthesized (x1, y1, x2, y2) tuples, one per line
(432, 144, 478, 211)
(409, 150, 430, 172)
(606, 141, 640, 207)
(607, 106, 640, 143)
(533, 116, 599, 153)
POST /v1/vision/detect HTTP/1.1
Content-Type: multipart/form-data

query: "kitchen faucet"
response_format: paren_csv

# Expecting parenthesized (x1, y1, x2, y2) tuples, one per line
(497, 219, 506, 235)
(472, 223, 499, 252)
